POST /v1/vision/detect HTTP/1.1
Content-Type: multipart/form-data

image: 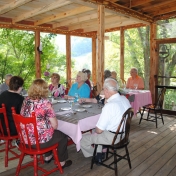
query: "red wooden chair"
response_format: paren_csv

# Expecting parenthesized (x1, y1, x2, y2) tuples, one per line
(0, 104, 20, 167)
(11, 107, 63, 176)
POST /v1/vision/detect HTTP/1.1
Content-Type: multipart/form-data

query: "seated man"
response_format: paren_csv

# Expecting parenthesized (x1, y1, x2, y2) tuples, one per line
(80, 78, 131, 161)
(126, 67, 144, 90)
(0, 74, 13, 94)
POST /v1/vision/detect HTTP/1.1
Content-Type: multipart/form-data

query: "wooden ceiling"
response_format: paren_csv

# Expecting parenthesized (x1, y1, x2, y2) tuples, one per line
(0, 0, 176, 36)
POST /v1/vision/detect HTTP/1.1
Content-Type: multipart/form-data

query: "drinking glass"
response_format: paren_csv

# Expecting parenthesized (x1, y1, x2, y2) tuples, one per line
(67, 98, 75, 111)
(133, 84, 138, 90)
(74, 93, 79, 102)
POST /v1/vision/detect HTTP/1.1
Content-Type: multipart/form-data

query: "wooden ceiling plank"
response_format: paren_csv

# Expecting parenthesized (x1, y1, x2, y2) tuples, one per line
(34, 6, 93, 26)
(13, 0, 71, 23)
(53, 12, 112, 28)
(0, 0, 32, 15)
(152, 5, 176, 17)
(68, 15, 128, 30)
(83, 19, 139, 32)
(128, 0, 154, 8)
(141, 0, 176, 11)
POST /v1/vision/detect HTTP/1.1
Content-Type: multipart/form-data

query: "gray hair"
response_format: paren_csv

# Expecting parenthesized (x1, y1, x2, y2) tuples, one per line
(104, 70, 111, 80)
(5, 74, 13, 80)
(131, 67, 138, 74)
(103, 78, 119, 92)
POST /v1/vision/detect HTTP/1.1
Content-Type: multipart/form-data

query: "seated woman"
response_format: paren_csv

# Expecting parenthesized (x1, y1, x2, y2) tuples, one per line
(0, 76, 24, 136)
(79, 69, 112, 105)
(49, 73, 65, 98)
(66, 71, 90, 98)
(20, 79, 72, 168)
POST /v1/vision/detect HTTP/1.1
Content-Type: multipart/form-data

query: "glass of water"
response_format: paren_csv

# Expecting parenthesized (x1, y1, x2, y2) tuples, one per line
(67, 98, 75, 111)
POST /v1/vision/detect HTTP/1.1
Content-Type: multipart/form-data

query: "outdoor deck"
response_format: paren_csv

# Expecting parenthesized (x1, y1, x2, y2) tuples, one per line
(1, 113, 176, 176)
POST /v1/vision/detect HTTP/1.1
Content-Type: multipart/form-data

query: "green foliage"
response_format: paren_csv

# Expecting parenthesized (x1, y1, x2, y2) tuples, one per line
(0, 29, 68, 89)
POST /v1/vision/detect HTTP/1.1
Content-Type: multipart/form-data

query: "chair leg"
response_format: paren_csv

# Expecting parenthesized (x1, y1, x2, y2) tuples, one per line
(125, 146, 131, 169)
(161, 110, 164, 125)
(52, 149, 63, 174)
(90, 145, 98, 169)
(5, 140, 9, 167)
(155, 112, 158, 128)
(113, 149, 118, 176)
(16, 152, 25, 176)
(33, 155, 38, 176)
(139, 107, 145, 124)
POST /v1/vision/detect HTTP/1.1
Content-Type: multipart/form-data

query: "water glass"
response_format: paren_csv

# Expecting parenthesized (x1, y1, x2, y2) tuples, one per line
(68, 98, 74, 111)
(74, 93, 79, 102)
(133, 84, 138, 90)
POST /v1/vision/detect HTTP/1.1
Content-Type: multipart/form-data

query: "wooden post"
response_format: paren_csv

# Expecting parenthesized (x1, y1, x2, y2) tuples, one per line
(92, 36, 97, 86)
(97, 5, 105, 93)
(35, 31, 41, 78)
(120, 27, 124, 81)
(66, 34, 71, 89)
(149, 23, 157, 103)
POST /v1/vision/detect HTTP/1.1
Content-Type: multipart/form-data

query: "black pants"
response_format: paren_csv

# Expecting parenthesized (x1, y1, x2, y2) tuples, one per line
(38, 130, 68, 162)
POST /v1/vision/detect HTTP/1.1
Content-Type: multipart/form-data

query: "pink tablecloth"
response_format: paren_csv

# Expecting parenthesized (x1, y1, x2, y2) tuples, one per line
(57, 114, 100, 151)
(129, 90, 152, 114)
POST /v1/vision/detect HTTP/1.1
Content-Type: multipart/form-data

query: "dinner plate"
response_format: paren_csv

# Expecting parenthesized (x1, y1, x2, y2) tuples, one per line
(61, 107, 71, 111)
(74, 108, 86, 112)
(81, 105, 92, 108)
(57, 99, 67, 103)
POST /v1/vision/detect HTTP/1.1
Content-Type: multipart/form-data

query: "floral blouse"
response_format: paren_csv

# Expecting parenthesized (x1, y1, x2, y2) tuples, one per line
(20, 97, 55, 145)
(49, 84, 65, 98)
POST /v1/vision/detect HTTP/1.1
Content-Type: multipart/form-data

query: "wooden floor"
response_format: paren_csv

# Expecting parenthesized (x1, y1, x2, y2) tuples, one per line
(1, 113, 176, 176)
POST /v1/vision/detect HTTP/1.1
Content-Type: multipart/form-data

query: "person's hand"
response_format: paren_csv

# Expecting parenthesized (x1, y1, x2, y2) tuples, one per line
(79, 98, 86, 104)
(64, 95, 68, 100)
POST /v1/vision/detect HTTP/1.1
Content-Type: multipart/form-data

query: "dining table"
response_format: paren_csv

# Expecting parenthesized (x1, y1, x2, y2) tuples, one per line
(52, 100, 102, 151)
(121, 89, 152, 114)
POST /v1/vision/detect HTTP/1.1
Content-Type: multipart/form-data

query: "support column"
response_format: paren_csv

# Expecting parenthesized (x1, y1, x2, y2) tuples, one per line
(66, 34, 71, 89)
(149, 23, 157, 103)
(92, 36, 97, 86)
(97, 5, 105, 92)
(35, 31, 41, 78)
(120, 27, 124, 81)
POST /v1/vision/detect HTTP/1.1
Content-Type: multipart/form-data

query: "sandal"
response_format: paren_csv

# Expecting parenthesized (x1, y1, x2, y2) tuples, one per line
(62, 160, 72, 169)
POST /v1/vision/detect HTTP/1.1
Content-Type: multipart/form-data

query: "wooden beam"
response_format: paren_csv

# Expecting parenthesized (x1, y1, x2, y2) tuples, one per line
(141, 0, 176, 11)
(0, 0, 32, 15)
(120, 27, 124, 81)
(34, 6, 93, 26)
(97, 5, 105, 92)
(154, 11, 176, 21)
(53, 12, 112, 28)
(68, 15, 128, 31)
(13, 0, 71, 23)
(151, 3, 176, 17)
(125, 0, 153, 8)
(35, 31, 41, 78)
(92, 36, 97, 86)
(66, 35, 71, 90)
(149, 23, 157, 103)
(0, 23, 96, 37)
(85, 0, 154, 23)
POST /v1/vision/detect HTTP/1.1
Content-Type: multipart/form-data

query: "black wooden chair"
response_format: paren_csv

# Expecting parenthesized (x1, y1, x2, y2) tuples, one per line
(90, 108, 134, 176)
(139, 87, 166, 128)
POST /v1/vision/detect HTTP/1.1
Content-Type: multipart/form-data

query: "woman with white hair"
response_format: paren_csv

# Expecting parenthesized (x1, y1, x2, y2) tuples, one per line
(67, 71, 90, 98)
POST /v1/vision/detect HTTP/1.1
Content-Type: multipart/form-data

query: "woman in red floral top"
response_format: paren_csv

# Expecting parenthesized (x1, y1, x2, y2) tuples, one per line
(20, 79, 72, 168)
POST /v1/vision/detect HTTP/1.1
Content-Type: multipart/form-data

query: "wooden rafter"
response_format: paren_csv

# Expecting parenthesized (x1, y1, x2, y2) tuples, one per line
(141, 0, 176, 11)
(34, 6, 93, 26)
(12, 0, 71, 23)
(84, 0, 154, 23)
(123, 0, 153, 8)
(0, 0, 32, 15)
